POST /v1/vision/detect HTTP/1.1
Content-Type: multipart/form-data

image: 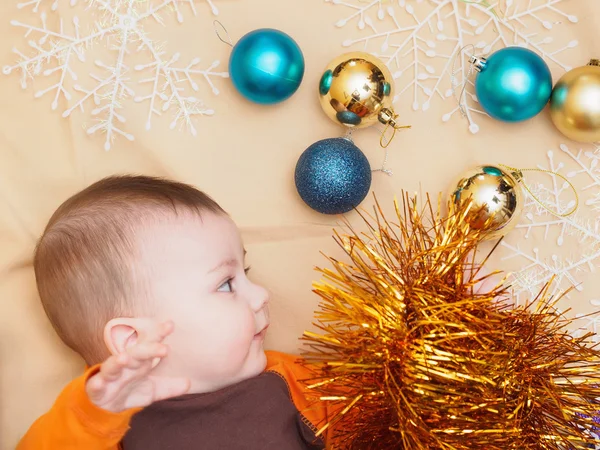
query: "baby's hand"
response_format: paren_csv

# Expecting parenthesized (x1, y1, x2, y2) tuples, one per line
(85, 320, 190, 413)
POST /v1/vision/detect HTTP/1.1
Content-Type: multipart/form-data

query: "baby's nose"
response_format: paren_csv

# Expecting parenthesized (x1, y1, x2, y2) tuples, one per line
(249, 282, 270, 312)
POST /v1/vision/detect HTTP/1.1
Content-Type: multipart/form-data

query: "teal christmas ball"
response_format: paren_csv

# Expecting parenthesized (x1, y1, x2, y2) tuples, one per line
(474, 47, 552, 122)
(229, 28, 305, 104)
(295, 138, 371, 215)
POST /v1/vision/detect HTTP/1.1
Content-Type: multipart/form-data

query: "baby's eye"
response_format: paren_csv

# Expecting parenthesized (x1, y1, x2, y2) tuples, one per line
(218, 279, 233, 293)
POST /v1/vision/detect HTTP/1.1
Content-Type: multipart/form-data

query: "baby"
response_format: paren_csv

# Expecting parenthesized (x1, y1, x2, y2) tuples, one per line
(17, 175, 335, 450)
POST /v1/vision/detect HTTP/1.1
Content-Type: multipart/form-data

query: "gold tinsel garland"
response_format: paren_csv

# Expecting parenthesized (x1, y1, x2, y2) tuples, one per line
(300, 194, 600, 449)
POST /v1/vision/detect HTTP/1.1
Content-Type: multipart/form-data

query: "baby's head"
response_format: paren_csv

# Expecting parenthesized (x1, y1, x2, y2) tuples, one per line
(34, 175, 270, 393)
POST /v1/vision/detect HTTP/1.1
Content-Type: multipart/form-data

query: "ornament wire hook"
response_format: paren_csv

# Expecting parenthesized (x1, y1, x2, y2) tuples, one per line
(450, 44, 478, 119)
(372, 149, 393, 176)
(499, 164, 579, 217)
(342, 128, 354, 142)
(458, 0, 504, 19)
(379, 107, 411, 148)
(213, 20, 233, 47)
(376, 108, 411, 176)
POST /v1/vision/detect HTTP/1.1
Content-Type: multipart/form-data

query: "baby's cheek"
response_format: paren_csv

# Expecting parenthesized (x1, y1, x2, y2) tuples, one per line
(230, 313, 256, 350)
(221, 313, 256, 360)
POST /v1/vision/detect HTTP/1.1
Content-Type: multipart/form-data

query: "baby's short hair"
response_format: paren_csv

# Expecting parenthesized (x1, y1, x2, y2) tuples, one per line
(34, 175, 226, 365)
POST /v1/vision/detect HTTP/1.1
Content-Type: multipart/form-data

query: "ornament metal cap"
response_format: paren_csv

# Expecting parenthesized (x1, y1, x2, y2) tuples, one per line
(378, 108, 397, 127)
(587, 59, 600, 66)
(469, 55, 487, 72)
(508, 169, 523, 182)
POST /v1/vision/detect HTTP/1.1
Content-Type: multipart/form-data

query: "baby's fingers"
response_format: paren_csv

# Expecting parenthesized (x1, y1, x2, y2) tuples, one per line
(86, 356, 128, 402)
(130, 319, 175, 345)
(98, 353, 129, 382)
(86, 373, 107, 400)
(126, 342, 168, 368)
(156, 320, 175, 341)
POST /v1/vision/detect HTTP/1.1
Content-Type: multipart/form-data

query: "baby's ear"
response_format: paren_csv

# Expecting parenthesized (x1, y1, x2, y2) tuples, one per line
(103, 318, 139, 356)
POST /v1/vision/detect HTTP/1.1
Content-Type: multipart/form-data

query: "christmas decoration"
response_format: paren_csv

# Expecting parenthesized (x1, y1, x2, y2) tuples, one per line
(550, 59, 600, 143)
(318, 52, 397, 129)
(499, 143, 600, 315)
(3, 0, 227, 151)
(324, 0, 578, 133)
(449, 163, 578, 241)
(471, 47, 552, 122)
(294, 137, 371, 215)
(317, 50, 410, 178)
(323, 0, 597, 342)
(229, 28, 305, 104)
(301, 193, 600, 449)
(449, 164, 523, 239)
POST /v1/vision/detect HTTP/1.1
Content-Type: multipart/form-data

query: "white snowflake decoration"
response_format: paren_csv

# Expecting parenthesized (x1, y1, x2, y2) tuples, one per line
(327, 0, 600, 339)
(325, 0, 578, 133)
(3, 0, 227, 150)
(499, 143, 600, 339)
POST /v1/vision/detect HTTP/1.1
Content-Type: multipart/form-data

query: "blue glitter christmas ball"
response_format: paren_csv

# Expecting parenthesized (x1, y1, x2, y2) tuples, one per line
(294, 137, 371, 215)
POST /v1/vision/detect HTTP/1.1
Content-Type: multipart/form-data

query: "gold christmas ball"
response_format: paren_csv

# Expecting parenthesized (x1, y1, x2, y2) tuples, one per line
(549, 59, 600, 143)
(448, 165, 523, 240)
(318, 52, 395, 129)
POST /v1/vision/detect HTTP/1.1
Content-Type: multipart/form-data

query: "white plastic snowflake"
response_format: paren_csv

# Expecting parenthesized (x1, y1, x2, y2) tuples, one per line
(3, 0, 227, 150)
(325, 0, 578, 133)
(499, 143, 600, 338)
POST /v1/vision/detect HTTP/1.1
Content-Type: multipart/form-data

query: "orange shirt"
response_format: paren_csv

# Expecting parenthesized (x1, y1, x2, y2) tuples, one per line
(17, 351, 335, 450)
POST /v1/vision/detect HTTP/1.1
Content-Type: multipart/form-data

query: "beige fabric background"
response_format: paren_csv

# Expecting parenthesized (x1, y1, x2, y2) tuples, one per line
(1, 1, 599, 448)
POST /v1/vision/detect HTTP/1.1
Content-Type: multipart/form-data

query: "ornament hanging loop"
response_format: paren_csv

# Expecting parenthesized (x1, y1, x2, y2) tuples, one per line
(372, 108, 410, 177)
(213, 20, 233, 47)
(342, 128, 354, 143)
(450, 44, 478, 118)
(378, 107, 411, 149)
(498, 163, 579, 217)
(458, 0, 505, 19)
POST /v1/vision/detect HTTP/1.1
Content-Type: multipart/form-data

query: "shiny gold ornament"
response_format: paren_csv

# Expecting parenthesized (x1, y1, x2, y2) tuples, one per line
(301, 193, 600, 449)
(448, 164, 523, 240)
(549, 59, 600, 143)
(318, 52, 397, 129)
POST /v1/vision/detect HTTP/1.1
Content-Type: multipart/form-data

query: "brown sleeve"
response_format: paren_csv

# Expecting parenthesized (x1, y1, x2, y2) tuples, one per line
(266, 351, 340, 447)
(17, 365, 140, 450)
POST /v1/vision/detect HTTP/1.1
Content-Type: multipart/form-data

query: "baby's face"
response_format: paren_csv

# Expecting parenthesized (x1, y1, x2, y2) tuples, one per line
(139, 212, 270, 393)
